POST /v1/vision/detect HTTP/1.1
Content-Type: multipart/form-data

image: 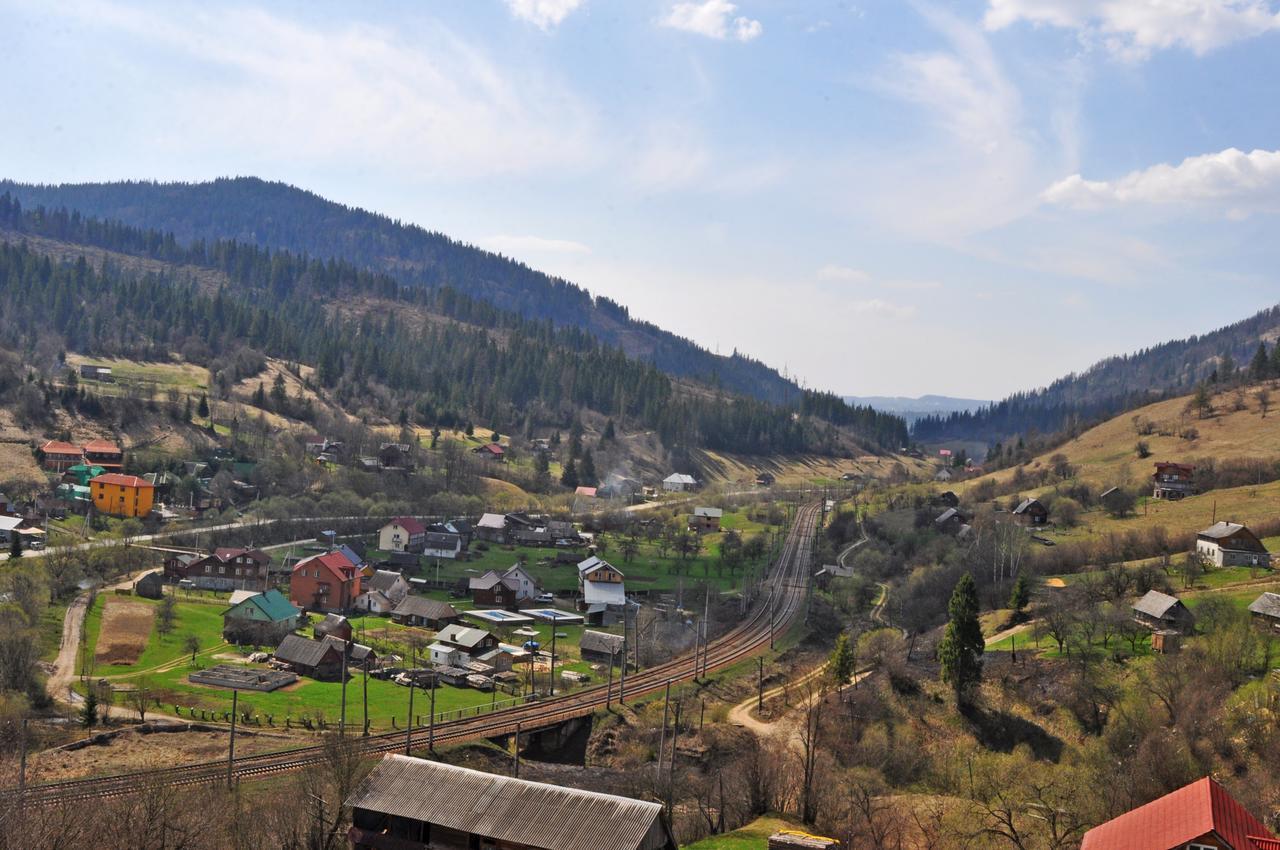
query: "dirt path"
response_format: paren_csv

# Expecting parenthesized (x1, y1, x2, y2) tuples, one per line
(984, 621, 1035, 647)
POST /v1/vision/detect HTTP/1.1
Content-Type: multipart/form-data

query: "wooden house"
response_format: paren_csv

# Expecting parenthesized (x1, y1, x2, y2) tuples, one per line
(1196, 521, 1272, 568)
(390, 596, 459, 630)
(1132, 590, 1195, 635)
(1012, 497, 1048, 525)
(1248, 592, 1280, 632)
(689, 506, 723, 532)
(223, 588, 300, 645)
(273, 633, 343, 680)
(1152, 461, 1196, 500)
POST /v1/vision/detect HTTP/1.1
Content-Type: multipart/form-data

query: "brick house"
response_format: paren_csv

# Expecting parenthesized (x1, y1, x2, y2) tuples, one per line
(290, 550, 362, 614)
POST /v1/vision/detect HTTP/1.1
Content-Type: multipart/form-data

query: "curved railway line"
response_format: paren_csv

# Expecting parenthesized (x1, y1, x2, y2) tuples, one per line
(13, 501, 822, 805)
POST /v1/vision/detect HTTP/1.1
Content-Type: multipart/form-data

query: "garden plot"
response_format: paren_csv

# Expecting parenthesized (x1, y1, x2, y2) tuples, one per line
(93, 598, 154, 666)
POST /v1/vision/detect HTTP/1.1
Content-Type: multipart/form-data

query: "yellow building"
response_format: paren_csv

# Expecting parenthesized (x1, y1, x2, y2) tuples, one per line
(90, 473, 155, 518)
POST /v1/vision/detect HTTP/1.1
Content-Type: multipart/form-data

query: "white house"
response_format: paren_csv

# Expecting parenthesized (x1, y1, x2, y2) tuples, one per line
(663, 473, 698, 493)
(422, 531, 463, 560)
(502, 563, 540, 601)
(428, 642, 464, 667)
(355, 570, 410, 614)
(378, 517, 426, 553)
(1196, 522, 1272, 568)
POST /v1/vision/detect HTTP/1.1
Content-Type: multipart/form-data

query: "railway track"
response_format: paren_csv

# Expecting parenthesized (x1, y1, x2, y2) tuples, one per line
(14, 502, 822, 805)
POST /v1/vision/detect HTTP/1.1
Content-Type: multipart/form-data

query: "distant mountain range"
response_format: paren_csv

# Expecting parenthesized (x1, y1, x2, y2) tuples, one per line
(0, 177, 803, 406)
(844, 394, 991, 424)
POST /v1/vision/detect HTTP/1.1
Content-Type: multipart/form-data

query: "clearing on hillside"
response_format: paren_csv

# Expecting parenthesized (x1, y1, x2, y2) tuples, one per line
(0, 442, 45, 488)
(94, 599, 155, 666)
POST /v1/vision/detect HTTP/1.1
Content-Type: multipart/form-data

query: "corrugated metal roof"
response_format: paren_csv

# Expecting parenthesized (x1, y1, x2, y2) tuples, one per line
(391, 596, 458, 622)
(1250, 592, 1280, 619)
(1082, 776, 1275, 850)
(580, 630, 624, 655)
(346, 755, 673, 850)
(1132, 590, 1183, 619)
(436, 624, 493, 648)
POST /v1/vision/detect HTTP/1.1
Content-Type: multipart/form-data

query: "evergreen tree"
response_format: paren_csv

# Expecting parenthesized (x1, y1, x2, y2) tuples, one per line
(252, 382, 266, 407)
(490, 431, 500, 444)
(9, 533, 22, 560)
(1271, 342, 1280, 378)
(1008, 571, 1030, 616)
(80, 686, 98, 728)
(196, 393, 209, 419)
(938, 573, 983, 705)
(603, 419, 616, 441)
(1250, 342, 1271, 381)
(828, 632, 855, 692)
(270, 372, 287, 406)
(183, 395, 192, 422)
(560, 458, 579, 489)
(1220, 351, 1237, 383)
(430, 428, 440, 450)
(579, 449, 597, 486)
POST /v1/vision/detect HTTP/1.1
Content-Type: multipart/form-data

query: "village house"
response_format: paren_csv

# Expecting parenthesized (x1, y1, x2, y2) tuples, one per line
(78, 364, 114, 382)
(434, 624, 499, 660)
(472, 442, 506, 462)
(1248, 592, 1280, 633)
(82, 439, 124, 471)
(600, 474, 643, 501)
(1012, 497, 1049, 525)
(422, 531, 463, 560)
(476, 512, 508, 543)
(469, 564, 540, 608)
(273, 633, 345, 680)
(89, 473, 154, 518)
(222, 588, 300, 645)
(355, 570, 410, 614)
(933, 467, 954, 483)
(1152, 461, 1196, 500)
(1196, 521, 1272, 569)
(1132, 589, 1196, 636)
(377, 442, 413, 469)
(133, 570, 164, 600)
(662, 473, 698, 492)
(289, 550, 362, 614)
(346, 755, 679, 850)
(175, 547, 273, 591)
(580, 629, 625, 665)
(378, 517, 427, 554)
(39, 440, 84, 472)
(689, 506, 723, 532)
(314, 612, 352, 641)
(934, 507, 969, 534)
(1081, 775, 1276, 850)
(578, 555, 627, 623)
(390, 596, 460, 630)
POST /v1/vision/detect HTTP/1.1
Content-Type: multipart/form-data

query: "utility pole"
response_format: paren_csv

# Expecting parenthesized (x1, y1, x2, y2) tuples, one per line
(405, 675, 415, 755)
(666, 697, 682, 820)
(549, 618, 557, 697)
(19, 716, 27, 793)
(339, 639, 350, 736)
(362, 658, 370, 735)
(768, 587, 776, 650)
(429, 673, 437, 752)
(514, 721, 521, 778)
(757, 657, 764, 710)
(657, 681, 671, 783)
(606, 650, 615, 709)
(227, 689, 238, 789)
(700, 587, 709, 679)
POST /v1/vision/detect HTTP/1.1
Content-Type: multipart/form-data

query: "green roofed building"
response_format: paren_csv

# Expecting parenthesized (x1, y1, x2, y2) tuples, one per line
(221, 588, 300, 645)
(64, 464, 106, 486)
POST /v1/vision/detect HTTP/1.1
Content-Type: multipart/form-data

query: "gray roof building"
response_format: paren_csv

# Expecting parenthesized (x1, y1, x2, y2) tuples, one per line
(346, 755, 677, 850)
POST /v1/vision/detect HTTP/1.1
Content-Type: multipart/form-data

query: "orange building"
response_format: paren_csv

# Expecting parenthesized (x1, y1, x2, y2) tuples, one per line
(90, 473, 155, 518)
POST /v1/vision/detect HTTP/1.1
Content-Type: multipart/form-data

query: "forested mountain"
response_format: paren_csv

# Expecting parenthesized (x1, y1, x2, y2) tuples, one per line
(845, 394, 990, 425)
(913, 304, 1280, 443)
(0, 178, 800, 405)
(0, 193, 908, 455)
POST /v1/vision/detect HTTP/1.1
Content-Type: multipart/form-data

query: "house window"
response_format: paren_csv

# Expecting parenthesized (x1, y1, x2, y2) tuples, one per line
(218, 566, 225, 575)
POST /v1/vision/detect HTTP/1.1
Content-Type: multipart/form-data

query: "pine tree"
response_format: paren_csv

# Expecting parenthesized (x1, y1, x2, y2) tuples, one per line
(10, 533, 23, 560)
(579, 449, 597, 486)
(603, 419, 616, 441)
(1250, 342, 1271, 381)
(1008, 571, 1030, 616)
(183, 395, 192, 422)
(252, 382, 266, 407)
(938, 573, 983, 705)
(196, 393, 209, 419)
(828, 632, 855, 692)
(80, 687, 99, 728)
(270, 372, 286, 405)
(560, 458, 579, 489)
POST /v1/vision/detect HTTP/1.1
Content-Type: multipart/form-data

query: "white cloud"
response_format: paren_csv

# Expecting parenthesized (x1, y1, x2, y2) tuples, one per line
(504, 0, 585, 31)
(1043, 147, 1280, 209)
(51, 0, 599, 180)
(479, 234, 591, 255)
(661, 0, 763, 42)
(848, 299, 917, 320)
(817, 264, 871, 282)
(984, 0, 1280, 60)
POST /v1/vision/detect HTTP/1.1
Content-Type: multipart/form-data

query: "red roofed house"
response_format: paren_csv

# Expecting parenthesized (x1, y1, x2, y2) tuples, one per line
(472, 443, 505, 462)
(1153, 461, 1196, 500)
(290, 550, 362, 614)
(39, 440, 83, 472)
(82, 439, 124, 471)
(1082, 776, 1277, 850)
(90, 473, 154, 518)
(378, 517, 426, 553)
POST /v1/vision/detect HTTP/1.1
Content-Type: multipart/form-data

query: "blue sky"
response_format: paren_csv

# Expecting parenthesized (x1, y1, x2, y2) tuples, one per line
(3, 0, 1279, 399)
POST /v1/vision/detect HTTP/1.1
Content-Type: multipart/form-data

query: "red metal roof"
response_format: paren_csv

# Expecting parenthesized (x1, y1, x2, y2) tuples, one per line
(82, 439, 122, 453)
(293, 550, 359, 581)
(41, 440, 83, 455)
(1082, 777, 1275, 850)
(476, 443, 505, 455)
(90, 473, 153, 489)
(391, 516, 426, 536)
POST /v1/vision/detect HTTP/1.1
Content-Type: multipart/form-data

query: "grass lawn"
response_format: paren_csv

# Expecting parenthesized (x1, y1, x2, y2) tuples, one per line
(39, 601, 69, 662)
(683, 815, 810, 850)
(82, 594, 229, 678)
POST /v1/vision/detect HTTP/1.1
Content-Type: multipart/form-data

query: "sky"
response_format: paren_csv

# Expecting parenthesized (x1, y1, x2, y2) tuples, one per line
(2, 0, 1279, 400)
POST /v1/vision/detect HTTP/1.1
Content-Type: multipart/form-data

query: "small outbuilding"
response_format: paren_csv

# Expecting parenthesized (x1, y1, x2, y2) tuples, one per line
(133, 571, 164, 600)
(580, 629, 625, 665)
(1012, 498, 1049, 525)
(1132, 590, 1195, 635)
(1248, 592, 1280, 632)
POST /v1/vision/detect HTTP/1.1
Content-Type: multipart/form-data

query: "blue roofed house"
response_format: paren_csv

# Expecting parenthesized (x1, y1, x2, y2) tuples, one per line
(222, 588, 301, 646)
